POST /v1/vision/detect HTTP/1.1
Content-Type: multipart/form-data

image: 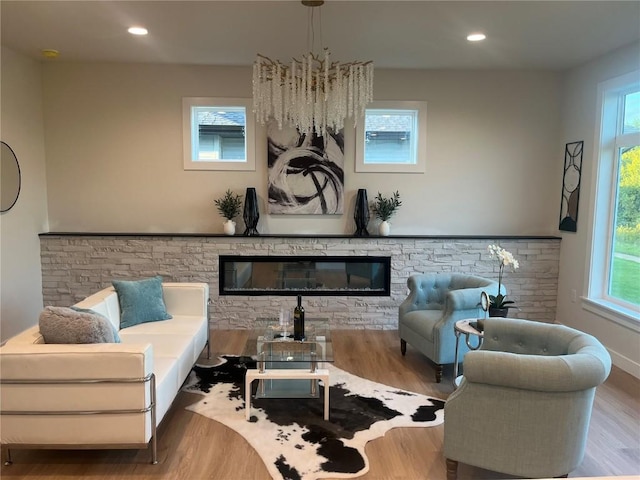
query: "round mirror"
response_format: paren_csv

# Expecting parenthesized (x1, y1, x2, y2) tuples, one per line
(480, 291, 489, 312)
(1, 141, 21, 212)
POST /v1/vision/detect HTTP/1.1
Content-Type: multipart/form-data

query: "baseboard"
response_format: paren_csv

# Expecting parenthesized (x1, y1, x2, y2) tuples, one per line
(608, 348, 640, 379)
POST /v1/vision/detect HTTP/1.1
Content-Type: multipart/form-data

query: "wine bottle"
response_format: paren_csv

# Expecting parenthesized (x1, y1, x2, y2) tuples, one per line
(293, 295, 305, 341)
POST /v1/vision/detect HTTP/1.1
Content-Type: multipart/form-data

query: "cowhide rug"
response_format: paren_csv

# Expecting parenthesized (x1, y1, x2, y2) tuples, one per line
(182, 355, 445, 480)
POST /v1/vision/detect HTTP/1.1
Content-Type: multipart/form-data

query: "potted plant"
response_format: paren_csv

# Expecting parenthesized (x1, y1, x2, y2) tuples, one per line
(214, 189, 243, 235)
(487, 244, 520, 316)
(371, 191, 402, 236)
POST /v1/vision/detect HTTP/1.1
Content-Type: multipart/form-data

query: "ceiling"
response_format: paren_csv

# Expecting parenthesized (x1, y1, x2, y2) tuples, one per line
(2, 1, 639, 70)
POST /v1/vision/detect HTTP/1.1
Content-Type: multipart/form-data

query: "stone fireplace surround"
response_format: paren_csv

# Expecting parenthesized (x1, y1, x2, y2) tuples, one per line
(39, 234, 561, 330)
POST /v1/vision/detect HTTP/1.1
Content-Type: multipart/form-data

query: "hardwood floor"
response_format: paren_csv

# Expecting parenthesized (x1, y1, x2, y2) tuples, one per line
(1, 330, 639, 480)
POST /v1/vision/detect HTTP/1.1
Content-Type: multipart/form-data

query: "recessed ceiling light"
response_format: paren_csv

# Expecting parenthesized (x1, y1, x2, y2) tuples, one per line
(128, 26, 148, 36)
(467, 33, 486, 42)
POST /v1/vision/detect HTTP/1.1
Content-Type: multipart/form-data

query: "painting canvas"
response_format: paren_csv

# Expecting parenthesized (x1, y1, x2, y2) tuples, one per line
(559, 140, 583, 232)
(267, 120, 344, 215)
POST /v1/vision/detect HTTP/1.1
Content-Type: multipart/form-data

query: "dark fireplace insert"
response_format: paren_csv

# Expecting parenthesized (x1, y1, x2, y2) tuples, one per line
(219, 255, 391, 296)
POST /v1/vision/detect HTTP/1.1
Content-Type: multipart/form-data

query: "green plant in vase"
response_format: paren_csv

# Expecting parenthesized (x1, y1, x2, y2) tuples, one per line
(214, 189, 243, 235)
(487, 244, 519, 316)
(371, 191, 402, 236)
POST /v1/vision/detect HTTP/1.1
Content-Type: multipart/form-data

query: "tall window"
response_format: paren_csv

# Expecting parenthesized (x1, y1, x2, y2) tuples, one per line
(589, 71, 640, 321)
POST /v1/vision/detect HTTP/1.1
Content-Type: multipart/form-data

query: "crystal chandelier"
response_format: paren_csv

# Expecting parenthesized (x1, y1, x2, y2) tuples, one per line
(252, 0, 373, 138)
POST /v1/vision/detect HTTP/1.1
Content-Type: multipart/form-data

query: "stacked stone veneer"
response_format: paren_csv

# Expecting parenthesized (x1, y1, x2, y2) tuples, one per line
(40, 235, 560, 329)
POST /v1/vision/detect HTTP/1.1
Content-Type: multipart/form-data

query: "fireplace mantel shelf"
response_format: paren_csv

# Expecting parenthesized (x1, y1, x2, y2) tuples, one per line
(40, 232, 561, 240)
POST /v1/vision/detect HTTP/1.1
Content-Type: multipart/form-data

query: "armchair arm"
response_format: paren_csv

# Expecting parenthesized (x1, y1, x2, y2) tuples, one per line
(444, 287, 488, 312)
(463, 349, 610, 392)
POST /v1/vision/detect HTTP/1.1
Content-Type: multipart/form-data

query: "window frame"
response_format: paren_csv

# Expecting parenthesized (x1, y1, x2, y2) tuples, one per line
(584, 70, 640, 329)
(355, 100, 427, 173)
(182, 97, 256, 171)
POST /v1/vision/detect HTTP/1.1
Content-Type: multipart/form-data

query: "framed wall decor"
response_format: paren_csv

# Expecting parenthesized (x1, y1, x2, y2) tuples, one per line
(559, 140, 583, 232)
(267, 119, 344, 215)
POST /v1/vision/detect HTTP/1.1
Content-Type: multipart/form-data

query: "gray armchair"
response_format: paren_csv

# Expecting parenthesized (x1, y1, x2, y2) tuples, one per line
(444, 318, 611, 479)
(398, 273, 501, 382)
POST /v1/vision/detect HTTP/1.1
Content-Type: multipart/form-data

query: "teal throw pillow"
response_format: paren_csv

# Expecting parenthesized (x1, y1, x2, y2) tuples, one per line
(70, 306, 121, 343)
(112, 276, 172, 329)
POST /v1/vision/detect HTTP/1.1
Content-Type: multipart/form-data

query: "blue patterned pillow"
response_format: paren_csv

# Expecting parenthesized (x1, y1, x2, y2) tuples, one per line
(112, 276, 172, 329)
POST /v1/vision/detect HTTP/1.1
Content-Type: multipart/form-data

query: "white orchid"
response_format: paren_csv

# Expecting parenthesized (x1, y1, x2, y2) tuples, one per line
(487, 245, 519, 310)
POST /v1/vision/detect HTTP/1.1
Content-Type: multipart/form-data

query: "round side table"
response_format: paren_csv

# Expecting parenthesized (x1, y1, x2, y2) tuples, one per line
(453, 319, 484, 388)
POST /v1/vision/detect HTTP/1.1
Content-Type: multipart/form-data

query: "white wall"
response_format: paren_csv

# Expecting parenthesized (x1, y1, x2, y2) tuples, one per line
(42, 63, 562, 236)
(556, 41, 640, 377)
(0, 47, 49, 342)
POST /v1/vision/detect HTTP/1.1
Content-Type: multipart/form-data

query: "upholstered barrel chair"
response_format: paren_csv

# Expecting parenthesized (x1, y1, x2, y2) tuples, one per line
(444, 317, 612, 479)
(398, 273, 501, 382)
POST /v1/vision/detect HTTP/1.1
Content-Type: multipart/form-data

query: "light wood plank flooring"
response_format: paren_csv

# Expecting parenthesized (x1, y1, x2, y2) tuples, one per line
(1, 330, 638, 480)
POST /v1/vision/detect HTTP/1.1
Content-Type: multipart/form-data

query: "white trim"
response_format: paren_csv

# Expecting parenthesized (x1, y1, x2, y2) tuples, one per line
(355, 100, 427, 173)
(586, 70, 640, 309)
(182, 97, 256, 171)
(581, 297, 640, 333)
(608, 348, 640, 379)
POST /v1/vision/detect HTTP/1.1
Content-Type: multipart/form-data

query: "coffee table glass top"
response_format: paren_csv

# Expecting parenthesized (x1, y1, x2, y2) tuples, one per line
(242, 318, 333, 363)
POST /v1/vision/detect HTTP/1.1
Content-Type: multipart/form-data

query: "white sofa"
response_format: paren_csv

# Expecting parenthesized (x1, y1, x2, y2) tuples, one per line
(0, 282, 210, 465)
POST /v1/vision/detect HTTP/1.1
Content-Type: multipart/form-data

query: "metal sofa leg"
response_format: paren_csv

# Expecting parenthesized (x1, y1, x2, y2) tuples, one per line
(435, 364, 443, 383)
(400, 339, 407, 355)
(446, 458, 458, 480)
(3, 447, 12, 466)
(150, 374, 158, 464)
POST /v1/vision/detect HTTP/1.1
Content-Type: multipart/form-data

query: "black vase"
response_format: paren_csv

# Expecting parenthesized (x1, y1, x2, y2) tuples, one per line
(354, 189, 370, 237)
(489, 307, 509, 318)
(243, 187, 260, 236)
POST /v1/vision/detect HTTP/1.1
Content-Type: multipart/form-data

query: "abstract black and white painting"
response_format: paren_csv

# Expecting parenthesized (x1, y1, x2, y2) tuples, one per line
(559, 140, 583, 232)
(267, 120, 344, 214)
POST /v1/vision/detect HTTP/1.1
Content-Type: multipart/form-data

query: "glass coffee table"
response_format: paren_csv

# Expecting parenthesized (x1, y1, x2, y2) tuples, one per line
(242, 318, 333, 420)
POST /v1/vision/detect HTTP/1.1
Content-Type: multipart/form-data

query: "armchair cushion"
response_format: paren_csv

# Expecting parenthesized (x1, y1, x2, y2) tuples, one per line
(399, 310, 442, 342)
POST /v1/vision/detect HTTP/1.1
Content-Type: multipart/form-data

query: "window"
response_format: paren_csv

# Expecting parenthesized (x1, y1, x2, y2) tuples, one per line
(587, 71, 640, 324)
(183, 97, 255, 171)
(355, 101, 427, 173)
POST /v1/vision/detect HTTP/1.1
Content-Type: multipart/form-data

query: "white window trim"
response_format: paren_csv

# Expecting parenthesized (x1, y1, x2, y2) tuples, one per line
(584, 70, 640, 327)
(355, 100, 427, 173)
(182, 97, 256, 171)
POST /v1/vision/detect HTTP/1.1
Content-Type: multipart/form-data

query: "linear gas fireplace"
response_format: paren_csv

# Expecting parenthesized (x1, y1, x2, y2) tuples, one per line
(219, 255, 391, 296)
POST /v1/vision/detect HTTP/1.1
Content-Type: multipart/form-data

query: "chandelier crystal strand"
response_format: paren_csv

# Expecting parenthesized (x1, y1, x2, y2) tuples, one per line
(252, 50, 373, 136)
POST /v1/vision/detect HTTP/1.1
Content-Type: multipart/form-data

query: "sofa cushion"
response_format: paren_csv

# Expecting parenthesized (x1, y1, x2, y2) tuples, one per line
(112, 276, 172, 329)
(39, 306, 119, 344)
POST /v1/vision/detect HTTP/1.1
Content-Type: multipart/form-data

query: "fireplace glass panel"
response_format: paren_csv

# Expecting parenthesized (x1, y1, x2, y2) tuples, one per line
(219, 255, 391, 296)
